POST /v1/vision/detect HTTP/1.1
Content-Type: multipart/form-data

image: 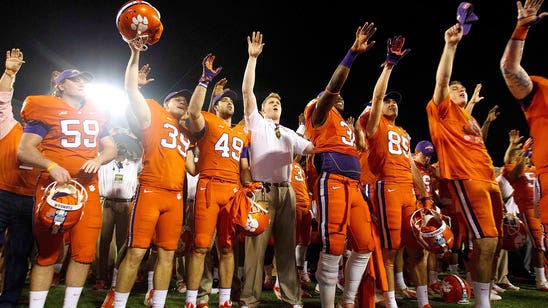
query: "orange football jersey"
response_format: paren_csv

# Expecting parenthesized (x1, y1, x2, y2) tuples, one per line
(195, 112, 248, 181)
(304, 99, 359, 158)
(367, 116, 413, 184)
(427, 96, 496, 182)
(414, 160, 434, 197)
(291, 161, 311, 206)
(20, 95, 109, 176)
(357, 110, 378, 185)
(138, 99, 191, 190)
(502, 164, 535, 208)
(0, 124, 40, 196)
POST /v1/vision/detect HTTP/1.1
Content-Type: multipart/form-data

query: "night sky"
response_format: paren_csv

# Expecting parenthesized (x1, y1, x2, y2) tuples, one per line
(4, 0, 546, 165)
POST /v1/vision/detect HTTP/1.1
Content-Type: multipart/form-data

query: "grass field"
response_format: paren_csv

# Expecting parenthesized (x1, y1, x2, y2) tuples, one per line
(16, 273, 548, 307)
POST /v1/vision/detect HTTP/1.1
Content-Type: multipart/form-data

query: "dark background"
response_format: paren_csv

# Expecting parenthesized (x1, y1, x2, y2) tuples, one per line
(3, 0, 545, 165)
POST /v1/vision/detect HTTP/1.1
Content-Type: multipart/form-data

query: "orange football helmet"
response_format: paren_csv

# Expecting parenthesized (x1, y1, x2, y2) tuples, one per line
(116, 1, 163, 50)
(242, 192, 270, 237)
(441, 274, 472, 304)
(501, 212, 528, 251)
(36, 180, 87, 234)
(410, 208, 454, 254)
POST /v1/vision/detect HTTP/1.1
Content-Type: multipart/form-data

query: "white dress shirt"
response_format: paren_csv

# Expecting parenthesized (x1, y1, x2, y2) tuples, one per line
(245, 109, 311, 183)
(497, 174, 519, 214)
(99, 158, 142, 199)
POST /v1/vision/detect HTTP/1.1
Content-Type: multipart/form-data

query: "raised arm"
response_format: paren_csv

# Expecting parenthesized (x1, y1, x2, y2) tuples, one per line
(208, 78, 229, 113)
(464, 83, 484, 114)
(188, 53, 221, 133)
(433, 23, 463, 106)
(480, 105, 500, 142)
(311, 22, 376, 127)
(365, 35, 409, 138)
(242, 31, 264, 117)
(125, 42, 151, 130)
(503, 129, 524, 164)
(500, 0, 548, 100)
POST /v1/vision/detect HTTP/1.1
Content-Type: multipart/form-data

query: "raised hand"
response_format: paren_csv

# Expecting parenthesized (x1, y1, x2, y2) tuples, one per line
(445, 23, 463, 46)
(247, 31, 264, 58)
(468, 83, 484, 106)
(5, 48, 25, 74)
(351, 22, 377, 54)
(212, 78, 229, 98)
(138, 64, 155, 88)
(508, 129, 524, 148)
(382, 35, 411, 67)
(486, 105, 500, 122)
(199, 53, 222, 87)
(517, 0, 548, 27)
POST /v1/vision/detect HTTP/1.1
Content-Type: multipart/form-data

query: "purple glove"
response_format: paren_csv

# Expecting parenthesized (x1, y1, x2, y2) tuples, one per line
(199, 53, 222, 87)
(382, 35, 411, 67)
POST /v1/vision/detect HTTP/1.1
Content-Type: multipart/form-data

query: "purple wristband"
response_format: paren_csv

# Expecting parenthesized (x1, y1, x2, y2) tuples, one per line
(340, 49, 357, 68)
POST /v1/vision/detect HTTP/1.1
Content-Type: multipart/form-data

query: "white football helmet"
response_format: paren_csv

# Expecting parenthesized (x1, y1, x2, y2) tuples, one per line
(36, 180, 87, 234)
(410, 208, 454, 254)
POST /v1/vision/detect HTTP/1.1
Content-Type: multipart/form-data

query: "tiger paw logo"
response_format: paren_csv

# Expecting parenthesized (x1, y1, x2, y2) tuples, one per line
(131, 14, 149, 34)
(245, 215, 259, 232)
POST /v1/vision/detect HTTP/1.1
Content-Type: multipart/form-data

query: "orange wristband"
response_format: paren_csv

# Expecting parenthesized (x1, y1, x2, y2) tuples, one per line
(511, 25, 529, 40)
(4, 69, 16, 77)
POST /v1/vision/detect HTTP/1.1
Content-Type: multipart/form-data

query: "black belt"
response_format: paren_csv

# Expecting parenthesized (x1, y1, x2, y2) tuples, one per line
(103, 197, 133, 202)
(262, 181, 290, 187)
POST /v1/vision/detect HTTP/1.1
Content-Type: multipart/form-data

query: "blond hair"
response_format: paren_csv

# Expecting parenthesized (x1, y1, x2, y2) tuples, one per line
(261, 92, 281, 110)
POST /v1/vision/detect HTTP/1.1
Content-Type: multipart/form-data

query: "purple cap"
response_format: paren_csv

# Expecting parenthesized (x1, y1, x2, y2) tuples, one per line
(457, 2, 479, 35)
(163, 89, 192, 104)
(384, 91, 402, 104)
(55, 69, 93, 84)
(212, 90, 237, 106)
(415, 140, 435, 157)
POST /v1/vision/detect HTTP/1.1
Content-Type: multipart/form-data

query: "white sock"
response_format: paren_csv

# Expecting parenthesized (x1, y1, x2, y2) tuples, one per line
(535, 267, 547, 283)
(152, 289, 168, 308)
(186, 289, 198, 306)
(147, 271, 154, 291)
(342, 251, 371, 303)
(383, 290, 397, 308)
(29, 291, 48, 308)
(473, 281, 491, 308)
(295, 245, 307, 267)
(114, 291, 130, 308)
(111, 268, 118, 287)
(316, 252, 341, 307)
(63, 287, 83, 308)
(219, 288, 231, 305)
(395, 271, 406, 288)
(303, 260, 309, 273)
(416, 285, 429, 307)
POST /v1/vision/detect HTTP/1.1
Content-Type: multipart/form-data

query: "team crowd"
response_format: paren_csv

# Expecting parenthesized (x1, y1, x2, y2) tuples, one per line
(1, 0, 548, 308)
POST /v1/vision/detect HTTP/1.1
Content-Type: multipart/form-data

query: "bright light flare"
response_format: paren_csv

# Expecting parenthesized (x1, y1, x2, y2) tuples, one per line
(85, 83, 129, 117)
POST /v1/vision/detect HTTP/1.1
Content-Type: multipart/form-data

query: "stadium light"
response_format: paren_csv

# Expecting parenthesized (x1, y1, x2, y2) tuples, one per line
(85, 83, 129, 117)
